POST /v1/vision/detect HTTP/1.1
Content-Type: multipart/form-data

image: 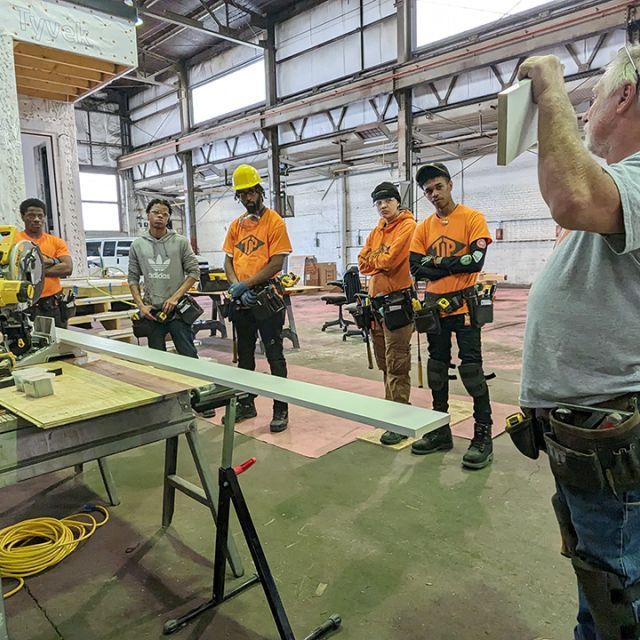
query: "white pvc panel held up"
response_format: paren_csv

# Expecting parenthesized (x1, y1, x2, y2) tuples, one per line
(5, 0, 136, 66)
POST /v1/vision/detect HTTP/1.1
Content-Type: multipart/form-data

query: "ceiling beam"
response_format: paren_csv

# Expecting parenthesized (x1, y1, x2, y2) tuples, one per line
(138, 7, 265, 50)
(119, 0, 624, 170)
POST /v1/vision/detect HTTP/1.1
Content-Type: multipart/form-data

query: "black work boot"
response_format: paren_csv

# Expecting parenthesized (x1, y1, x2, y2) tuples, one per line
(462, 423, 493, 469)
(270, 402, 289, 433)
(411, 425, 454, 455)
(380, 431, 408, 445)
(234, 398, 257, 423)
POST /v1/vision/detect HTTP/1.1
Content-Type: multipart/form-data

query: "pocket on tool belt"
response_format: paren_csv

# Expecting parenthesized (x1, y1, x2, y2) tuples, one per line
(507, 416, 542, 460)
(609, 444, 640, 492)
(544, 433, 606, 492)
(414, 305, 440, 335)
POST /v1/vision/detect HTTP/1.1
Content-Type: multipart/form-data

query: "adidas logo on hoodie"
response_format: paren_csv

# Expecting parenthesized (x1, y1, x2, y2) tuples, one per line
(148, 254, 171, 279)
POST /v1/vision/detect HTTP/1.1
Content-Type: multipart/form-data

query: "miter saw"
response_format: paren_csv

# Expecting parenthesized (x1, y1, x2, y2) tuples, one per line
(0, 225, 77, 371)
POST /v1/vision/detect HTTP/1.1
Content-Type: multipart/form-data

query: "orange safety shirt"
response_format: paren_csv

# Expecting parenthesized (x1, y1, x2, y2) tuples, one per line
(410, 204, 491, 316)
(16, 231, 70, 298)
(358, 210, 416, 298)
(223, 208, 292, 282)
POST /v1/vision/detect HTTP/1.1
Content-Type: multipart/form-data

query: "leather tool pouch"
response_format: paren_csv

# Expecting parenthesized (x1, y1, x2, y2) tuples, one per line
(175, 294, 204, 325)
(545, 408, 640, 493)
(252, 284, 285, 322)
(507, 411, 545, 460)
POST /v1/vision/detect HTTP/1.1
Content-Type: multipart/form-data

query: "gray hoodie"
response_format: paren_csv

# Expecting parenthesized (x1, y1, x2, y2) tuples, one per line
(128, 230, 200, 307)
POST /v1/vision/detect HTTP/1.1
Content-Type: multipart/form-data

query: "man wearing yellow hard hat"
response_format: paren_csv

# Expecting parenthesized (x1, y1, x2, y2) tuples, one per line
(222, 164, 293, 432)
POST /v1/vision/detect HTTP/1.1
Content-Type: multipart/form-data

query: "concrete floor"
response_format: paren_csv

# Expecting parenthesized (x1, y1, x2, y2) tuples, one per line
(1, 288, 575, 640)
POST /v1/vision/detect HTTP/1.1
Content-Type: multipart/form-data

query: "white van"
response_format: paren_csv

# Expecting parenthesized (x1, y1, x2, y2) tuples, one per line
(86, 237, 209, 276)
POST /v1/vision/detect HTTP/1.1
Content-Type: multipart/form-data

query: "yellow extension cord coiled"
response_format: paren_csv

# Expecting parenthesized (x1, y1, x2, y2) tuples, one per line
(0, 505, 109, 599)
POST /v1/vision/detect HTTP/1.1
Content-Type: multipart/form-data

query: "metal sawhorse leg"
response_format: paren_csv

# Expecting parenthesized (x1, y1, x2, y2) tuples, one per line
(161, 394, 244, 578)
(163, 401, 341, 639)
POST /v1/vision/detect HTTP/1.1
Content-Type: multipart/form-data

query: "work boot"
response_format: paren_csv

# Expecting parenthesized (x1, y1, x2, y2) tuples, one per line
(380, 431, 408, 445)
(270, 402, 289, 433)
(462, 423, 493, 469)
(234, 399, 257, 424)
(411, 425, 454, 455)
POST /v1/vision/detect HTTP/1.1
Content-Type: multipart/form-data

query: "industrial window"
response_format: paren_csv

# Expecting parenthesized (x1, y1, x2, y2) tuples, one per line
(79, 170, 121, 232)
(192, 59, 266, 124)
(416, 0, 552, 48)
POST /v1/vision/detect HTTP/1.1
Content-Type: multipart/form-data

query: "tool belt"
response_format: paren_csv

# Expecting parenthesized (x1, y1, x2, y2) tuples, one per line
(132, 294, 203, 337)
(509, 396, 640, 494)
(424, 286, 474, 315)
(371, 288, 414, 331)
(424, 285, 493, 328)
(34, 291, 76, 322)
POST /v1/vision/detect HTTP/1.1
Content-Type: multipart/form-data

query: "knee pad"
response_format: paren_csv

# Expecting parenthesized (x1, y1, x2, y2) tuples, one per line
(458, 362, 489, 398)
(427, 359, 449, 391)
(572, 555, 640, 640)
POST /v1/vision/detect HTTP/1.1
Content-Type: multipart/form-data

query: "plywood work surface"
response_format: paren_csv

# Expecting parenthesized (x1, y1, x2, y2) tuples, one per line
(0, 362, 159, 429)
(81, 355, 211, 394)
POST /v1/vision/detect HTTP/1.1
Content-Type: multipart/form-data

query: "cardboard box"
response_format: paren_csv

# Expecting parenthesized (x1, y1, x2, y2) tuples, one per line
(317, 262, 337, 285)
(289, 255, 318, 285)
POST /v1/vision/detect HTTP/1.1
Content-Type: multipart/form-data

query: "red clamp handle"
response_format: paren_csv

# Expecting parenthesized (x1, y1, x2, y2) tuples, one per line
(233, 457, 256, 475)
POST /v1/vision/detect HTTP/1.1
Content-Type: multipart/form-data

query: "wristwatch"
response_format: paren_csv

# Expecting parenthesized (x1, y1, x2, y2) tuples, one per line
(50, 258, 60, 266)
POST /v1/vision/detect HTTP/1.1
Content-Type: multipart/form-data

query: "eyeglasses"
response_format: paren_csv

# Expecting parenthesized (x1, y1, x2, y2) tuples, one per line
(623, 44, 640, 88)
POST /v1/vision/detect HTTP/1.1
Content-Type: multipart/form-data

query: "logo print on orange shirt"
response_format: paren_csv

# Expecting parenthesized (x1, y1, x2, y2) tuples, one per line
(428, 236, 466, 258)
(236, 235, 265, 255)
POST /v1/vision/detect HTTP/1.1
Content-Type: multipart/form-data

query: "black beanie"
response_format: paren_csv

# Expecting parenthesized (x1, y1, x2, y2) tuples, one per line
(371, 182, 401, 203)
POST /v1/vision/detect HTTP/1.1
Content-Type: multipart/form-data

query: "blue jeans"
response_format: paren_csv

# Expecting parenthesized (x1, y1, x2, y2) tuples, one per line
(554, 482, 640, 639)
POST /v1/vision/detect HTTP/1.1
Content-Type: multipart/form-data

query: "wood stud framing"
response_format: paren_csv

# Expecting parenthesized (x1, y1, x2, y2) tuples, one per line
(13, 41, 127, 103)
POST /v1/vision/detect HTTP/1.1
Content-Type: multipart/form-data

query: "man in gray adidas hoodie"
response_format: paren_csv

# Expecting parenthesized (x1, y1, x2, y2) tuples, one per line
(128, 199, 200, 357)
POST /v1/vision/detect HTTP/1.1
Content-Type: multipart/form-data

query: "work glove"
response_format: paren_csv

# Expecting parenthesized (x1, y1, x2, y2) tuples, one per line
(229, 282, 249, 299)
(240, 290, 257, 306)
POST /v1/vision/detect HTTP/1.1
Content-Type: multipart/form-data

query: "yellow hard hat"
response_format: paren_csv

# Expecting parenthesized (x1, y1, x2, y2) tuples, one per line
(232, 164, 262, 191)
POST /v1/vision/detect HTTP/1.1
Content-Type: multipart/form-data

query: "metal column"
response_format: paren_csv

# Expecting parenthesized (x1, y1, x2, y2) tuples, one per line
(264, 23, 283, 215)
(178, 63, 198, 249)
(396, 0, 414, 211)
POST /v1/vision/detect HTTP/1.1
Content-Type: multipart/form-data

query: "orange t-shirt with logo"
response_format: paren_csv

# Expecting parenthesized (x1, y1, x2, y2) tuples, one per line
(16, 231, 70, 298)
(223, 208, 293, 282)
(358, 210, 416, 297)
(410, 204, 491, 316)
